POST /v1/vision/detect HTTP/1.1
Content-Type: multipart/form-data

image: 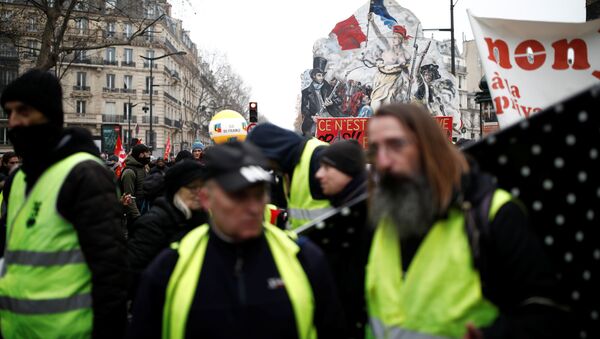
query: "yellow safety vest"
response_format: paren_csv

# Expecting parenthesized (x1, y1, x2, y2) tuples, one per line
(0, 152, 101, 339)
(365, 189, 513, 338)
(162, 222, 317, 339)
(287, 138, 333, 229)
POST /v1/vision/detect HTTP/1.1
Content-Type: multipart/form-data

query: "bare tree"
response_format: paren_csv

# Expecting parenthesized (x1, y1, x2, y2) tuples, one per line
(200, 50, 251, 115)
(0, 0, 163, 76)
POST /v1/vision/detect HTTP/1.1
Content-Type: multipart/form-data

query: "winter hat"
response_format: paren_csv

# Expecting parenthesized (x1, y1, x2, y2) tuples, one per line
(319, 140, 366, 177)
(175, 150, 193, 162)
(131, 144, 150, 159)
(0, 69, 64, 128)
(164, 160, 205, 200)
(192, 140, 205, 151)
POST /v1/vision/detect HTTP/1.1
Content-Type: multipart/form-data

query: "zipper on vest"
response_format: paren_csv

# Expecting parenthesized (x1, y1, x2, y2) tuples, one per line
(234, 248, 247, 306)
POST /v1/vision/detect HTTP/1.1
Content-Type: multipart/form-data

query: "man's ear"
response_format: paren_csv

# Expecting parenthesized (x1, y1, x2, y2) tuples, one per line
(199, 185, 211, 211)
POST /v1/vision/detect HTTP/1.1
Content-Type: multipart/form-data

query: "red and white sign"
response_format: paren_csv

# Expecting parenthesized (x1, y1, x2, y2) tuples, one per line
(316, 117, 369, 148)
(469, 12, 600, 128)
(316, 116, 453, 147)
(435, 116, 453, 141)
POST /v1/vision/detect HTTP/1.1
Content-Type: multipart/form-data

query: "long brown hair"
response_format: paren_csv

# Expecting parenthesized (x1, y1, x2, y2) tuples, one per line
(373, 103, 468, 212)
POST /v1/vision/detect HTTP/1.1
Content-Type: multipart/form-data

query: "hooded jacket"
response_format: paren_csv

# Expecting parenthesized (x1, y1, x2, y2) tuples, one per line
(0, 127, 129, 339)
(122, 155, 148, 219)
(247, 123, 327, 201)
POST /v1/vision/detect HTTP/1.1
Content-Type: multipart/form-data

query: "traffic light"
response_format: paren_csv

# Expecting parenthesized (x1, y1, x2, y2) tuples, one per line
(249, 101, 258, 123)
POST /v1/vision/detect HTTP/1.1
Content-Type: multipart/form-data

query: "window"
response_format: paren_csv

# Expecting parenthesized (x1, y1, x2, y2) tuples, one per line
(106, 47, 116, 62)
(123, 102, 131, 118)
(106, 74, 115, 89)
(27, 17, 36, 32)
(145, 24, 154, 41)
(106, 22, 116, 37)
(105, 102, 116, 115)
(76, 72, 86, 87)
(75, 18, 88, 34)
(74, 49, 87, 61)
(0, 127, 9, 145)
(145, 76, 152, 92)
(105, 0, 116, 9)
(27, 39, 38, 56)
(124, 75, 133, 90)
(124, 48, 133, 63)
(76, 100, 86, 116)
(124, 23, 132, 38)
(146, 50, 155, 59)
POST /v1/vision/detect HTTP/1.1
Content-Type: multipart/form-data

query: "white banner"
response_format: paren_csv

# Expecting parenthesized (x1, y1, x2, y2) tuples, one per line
(468, 12, 600, 127)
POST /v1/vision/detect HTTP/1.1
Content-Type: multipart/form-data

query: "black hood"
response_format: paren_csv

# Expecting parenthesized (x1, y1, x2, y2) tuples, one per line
(246, 123, 306, 174)
(21, 127, 101, 190)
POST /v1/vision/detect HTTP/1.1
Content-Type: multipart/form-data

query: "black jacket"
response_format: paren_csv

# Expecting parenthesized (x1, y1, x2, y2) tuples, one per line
(304, 172, 371, 339)
(129, 226, 344, 339)
(400, 165, 571, 339)
(127, 196, 206, 279)
(0, 127, 129, 339)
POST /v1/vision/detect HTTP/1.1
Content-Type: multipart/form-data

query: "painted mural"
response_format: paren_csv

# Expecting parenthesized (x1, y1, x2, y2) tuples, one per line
(299, 0, 461, 136)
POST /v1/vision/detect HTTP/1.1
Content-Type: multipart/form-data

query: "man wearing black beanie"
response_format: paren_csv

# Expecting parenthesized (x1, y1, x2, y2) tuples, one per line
(121, 143, 151, 223)
(313, 139, 371, 339)
(0, 69, 129, 338)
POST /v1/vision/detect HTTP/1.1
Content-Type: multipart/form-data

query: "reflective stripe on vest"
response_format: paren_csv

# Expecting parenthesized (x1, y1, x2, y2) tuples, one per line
(4, 249, 86, 266)
(0, 152, 100, 339)
(365, 189, 512, 339)
(163, 223, 317, 339)
(0, 293, 92, 314)
(288, 138, 333, 229)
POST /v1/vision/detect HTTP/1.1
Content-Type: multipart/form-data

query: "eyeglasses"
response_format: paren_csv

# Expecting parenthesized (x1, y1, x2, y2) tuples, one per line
(367, 137, 414, 158)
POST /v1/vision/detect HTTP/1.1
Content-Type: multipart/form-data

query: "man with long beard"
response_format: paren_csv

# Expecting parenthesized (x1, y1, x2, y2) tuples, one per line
(365, 103, 570, 339)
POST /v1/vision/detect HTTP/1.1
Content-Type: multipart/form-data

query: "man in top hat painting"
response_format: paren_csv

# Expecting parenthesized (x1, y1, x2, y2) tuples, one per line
(301, 56, 338, 136)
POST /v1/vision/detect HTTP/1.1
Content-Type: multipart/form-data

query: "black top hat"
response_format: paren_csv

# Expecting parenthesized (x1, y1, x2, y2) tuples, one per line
(312, 56, 328, 74)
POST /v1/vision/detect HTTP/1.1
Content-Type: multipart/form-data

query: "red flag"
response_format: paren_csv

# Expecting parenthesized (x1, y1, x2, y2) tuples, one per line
(331, 15, 366, 51)
(113, 134, 127, 178)
(163, 136, 171, 161)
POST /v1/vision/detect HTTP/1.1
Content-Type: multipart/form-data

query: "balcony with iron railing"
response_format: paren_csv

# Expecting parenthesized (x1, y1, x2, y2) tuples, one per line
(121, 88, 136, 94)
(103, 59, 118, 66)
(174, 120, 182, 128)
(142, 116, 159, 124)
(73, 85, 91, 91)
(164, 117, 173, 126)
(143, 62, 158, 68)
(102, 114, 124, 123)
(121, 61, 136, 67)
(102, 87, 120, 93)
(142, 90, 159, 95)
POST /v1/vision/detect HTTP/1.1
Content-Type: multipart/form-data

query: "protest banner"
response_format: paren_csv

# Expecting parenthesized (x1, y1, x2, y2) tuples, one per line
(468, 12, 600, 128)
(316, 116, 453, 147)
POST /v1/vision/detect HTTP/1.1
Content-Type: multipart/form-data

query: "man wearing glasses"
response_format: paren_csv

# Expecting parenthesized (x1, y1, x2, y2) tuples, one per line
(364, 103, 569, 339)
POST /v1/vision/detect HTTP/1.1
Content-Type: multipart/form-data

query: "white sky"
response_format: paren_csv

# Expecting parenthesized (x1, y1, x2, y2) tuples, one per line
(171, 0, 585, 129)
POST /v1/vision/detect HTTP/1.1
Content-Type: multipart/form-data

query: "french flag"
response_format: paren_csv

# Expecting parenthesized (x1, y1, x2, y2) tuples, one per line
(331, 15, 367, 51)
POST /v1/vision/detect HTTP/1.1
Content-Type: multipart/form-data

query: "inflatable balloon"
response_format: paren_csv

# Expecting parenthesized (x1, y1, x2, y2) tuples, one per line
(208, 109, 248, 144)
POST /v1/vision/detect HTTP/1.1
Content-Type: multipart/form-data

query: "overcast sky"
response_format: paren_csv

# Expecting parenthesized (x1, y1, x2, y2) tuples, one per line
(171, 0, 585, 129)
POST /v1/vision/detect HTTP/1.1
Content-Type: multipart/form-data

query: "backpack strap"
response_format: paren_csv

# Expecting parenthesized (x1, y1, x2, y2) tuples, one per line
(462, 191, 494, 272)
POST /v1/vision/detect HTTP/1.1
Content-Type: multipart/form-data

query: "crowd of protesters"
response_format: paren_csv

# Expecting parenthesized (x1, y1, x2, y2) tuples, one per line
(0, 69, 574, 339)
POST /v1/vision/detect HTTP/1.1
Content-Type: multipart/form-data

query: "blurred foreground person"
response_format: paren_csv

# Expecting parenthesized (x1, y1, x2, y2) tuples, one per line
(365, 104, 569, 339)
(0, 69, 128, 338)
(129, 142, 343, 338)
(314, 140, 370, 339)
(247, 123, 332, 229)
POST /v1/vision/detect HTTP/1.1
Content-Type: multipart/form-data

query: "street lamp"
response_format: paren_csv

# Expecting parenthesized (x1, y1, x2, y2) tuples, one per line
(140, 50, 186, 150)
(475, 76, 492, 138)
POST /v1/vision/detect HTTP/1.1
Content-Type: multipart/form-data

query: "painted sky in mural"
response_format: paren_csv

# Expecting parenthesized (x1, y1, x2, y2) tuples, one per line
(299, 0, 461, 136)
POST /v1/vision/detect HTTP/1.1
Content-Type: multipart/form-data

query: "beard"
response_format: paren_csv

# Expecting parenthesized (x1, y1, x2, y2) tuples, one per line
(370, 173, 437, 239)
